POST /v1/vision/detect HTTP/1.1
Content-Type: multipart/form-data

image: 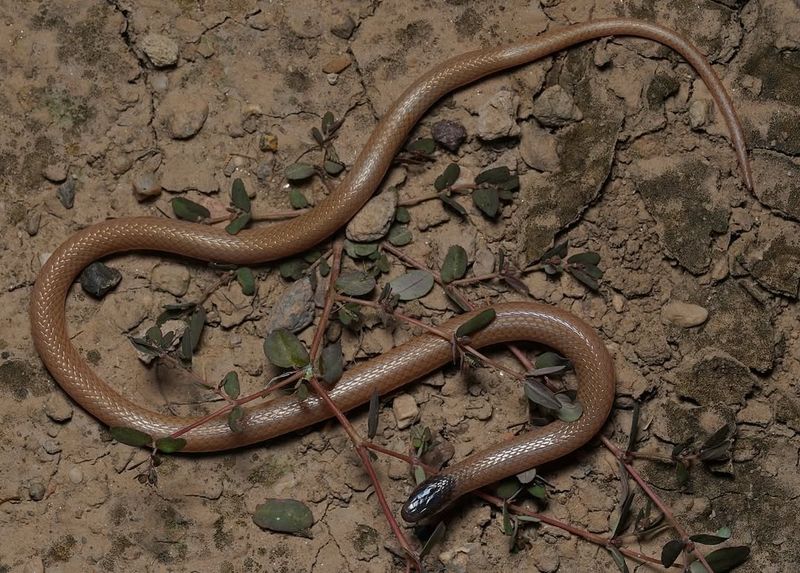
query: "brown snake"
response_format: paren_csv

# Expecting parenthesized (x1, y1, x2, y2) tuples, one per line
(30, 19, 752, 522)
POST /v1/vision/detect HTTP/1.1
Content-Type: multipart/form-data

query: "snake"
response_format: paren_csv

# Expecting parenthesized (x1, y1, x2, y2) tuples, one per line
(30, 19, 752, 523)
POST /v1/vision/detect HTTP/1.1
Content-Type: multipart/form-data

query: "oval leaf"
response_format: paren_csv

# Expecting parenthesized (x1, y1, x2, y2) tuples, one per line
(395, 206, 410, 224)
(688, 546, 750, 573)
(388, 270, 434, 301)
(407, 138, 435, 155)
(253, 499, 314, 533)
(455, 308, 496, 339)
(222, 371, 240, 399)
(434, 163, 460, 191)
(475, 166, 511, 184)
(225, 211, 251, 235)
(524, 379, 561, 410)
(279, 259, 309, 280)
(535, 352, 568, 369)
(228, 405, 245, 432)
(387, 224, 412, 246)
(285, 163, 315, 181)
(556, 394, 583, 422)
(609, 547, 630, 573)
(231, 178, 251, 212)
(188, 307, 206, 352)
(264, 329, 310, 369)
(110, 427, 152, 448)
(236, 267, 256, 295)
(323, 160, 344, 176)
(438, 192, 467, 217)
(317, 341, 343, 385)
(441, 245, 468, 284)
(367, 391, 380, 439)
(171, 197, 210, 222)
(567, 252, 601, 265)
(335, 270, 376, 297)
(155, 437, 187, 453)
(473, 187, 499, 218)
(289, 188, 309, 209)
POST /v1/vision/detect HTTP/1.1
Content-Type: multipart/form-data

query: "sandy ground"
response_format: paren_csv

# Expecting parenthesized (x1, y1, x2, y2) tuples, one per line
(1, 0, 799, 572)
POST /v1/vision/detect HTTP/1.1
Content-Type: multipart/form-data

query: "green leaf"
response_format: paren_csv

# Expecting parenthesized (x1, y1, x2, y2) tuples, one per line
(473, 187, 499, 218)
(252, 499, 314, 533)
(335, 270, 376, 296)
(264, 329, 310, 369)
(231, 178, 251, 212)
(419, 521, 446, 559)
(344, 240, 379, 259)
(568, 267, 599, 291)
(323, 160, 344, 176)
(322, 111, 335, 134)
(279, 258, 309, 280)
(526, 483, 547, 500)
(171, 197, 210, 222)
(155, 437, 187, 453)
(523, 379, 561, 410)
(556, 394, 583, 422)
(180, 327, 193, 362)
(145, 325, 164, 347)
(225, 211, 251, 235)
(236, 267, 256, 295)
(337, 303, 361, 328)
(608, 547, 629, 573)
(441, 245, 468, 284)
(475, 166, 511, 185)
(222, 371, 240, 399)
(228, 406, 245, 432)
(289, 188, 309, 209)
(414, 465, 427, 485)
(535, 352, 568, 370)
(568, 252, 601, 265)
(368, 391, 380, 439)
(495, 479, 520, 500)
(395, 206, 410, 223)
(407, 138, 435, 155)
(285, 163, 315, 181)
(110, 427, 152, 447)
(188, 307, 206, 352)
(499, 174, 520, 192)
(387, 224, 412, 246)
(455, 308, 496, 339)
(434, 163, 460, 191)
(539, 241, 568, 262)
(688, 546, 750, 573)
(388, 270, 434, 301)
(690, 527, 732, 545)
(438, 192, 467, 217)
(317, 342, 343, 385)
(311, 127, 324, 146)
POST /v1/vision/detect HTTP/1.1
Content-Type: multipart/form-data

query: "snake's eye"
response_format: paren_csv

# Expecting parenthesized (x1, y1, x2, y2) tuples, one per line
(401, 474, 456, 522)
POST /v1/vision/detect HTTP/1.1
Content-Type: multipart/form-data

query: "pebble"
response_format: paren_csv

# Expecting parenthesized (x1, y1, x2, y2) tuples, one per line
(28, 481, 46, 501)
(611, 293, 626, 313)
(42, 162, 68, 183)
(247, 12, 271, 31)
(519, 120, 560, 172)
(532, 85, 584, 128)
(330, 14, 356, 39)
(68, 466, 84, 484)
(26, 210, 41, 236)
(432, 119, 467, 152)
(162, 95, 209, 139)
(476, 89, 520, 140)
(132, 172, 162, 201)
(150, 262, 191, 296)
(326, 73, 339, 86)
(661, 301, 709, 327)
(140, 33, 179, 67)
(255, 160, 272, 183)
(392, 393, 419, 430)
(346, 189, 397, 241)
(689, 99, 711, 129)
(56, 178, 76, 209)
(322, 55, 351, 74)
(44, 393, 74, 422)
(79, 261, 122, 298)
(264, 277, 315, 334)
(42, 439, 62, 455)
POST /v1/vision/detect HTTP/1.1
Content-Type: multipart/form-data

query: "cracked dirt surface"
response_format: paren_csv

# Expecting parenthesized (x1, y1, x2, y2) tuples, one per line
(1, 0, 800, 572)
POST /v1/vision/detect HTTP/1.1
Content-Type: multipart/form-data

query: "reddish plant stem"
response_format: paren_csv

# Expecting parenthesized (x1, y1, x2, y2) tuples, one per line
(309, 241, 344, 361)
(602, 437, 714, 573)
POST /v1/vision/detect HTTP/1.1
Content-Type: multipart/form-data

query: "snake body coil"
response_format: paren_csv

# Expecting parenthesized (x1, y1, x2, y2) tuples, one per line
(30, 20, 751, 521)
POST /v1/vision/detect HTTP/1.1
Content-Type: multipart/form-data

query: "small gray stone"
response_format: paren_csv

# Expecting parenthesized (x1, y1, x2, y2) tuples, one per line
(29, 481, 46, 501)
(140, 34, 179, 67)
(247, 12, 271, 31)
(532, 85, 584, 128)
(42, 162, 68, 183)
(165, 98, 209, 139)
(42, 439, 62, 454)
(264, 277, 315, 334)
(432, 120, 467, 152)
(392, 393, 419, 430)
(255, 160, 272, 183)
(346, 189, 397, 241)
(330, 14, 356, 39)
(477, 89, 520, 140)
(80, 262, 122, 298)
(519, 121, 560, 172)
(132, 172, 162, 201)
(689, 99, 711, 129)
(151, 262, 190, 296)
(68, 466, 84, 484)
(56, 178, 76, 209)
(661, 301, 708, 328)
(44, 393, 73, 423)
(26, 210, 41, 236)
